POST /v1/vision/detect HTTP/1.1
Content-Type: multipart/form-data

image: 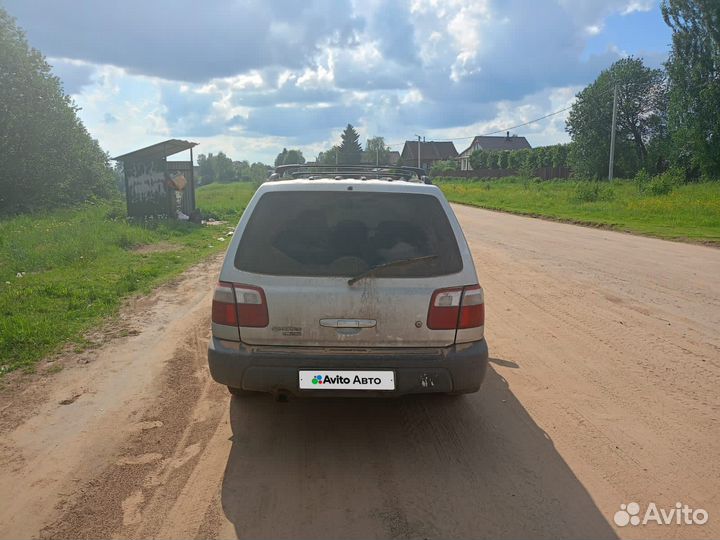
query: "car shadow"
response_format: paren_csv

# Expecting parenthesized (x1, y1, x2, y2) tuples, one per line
(489, 356, 520, 369)
(220, 366, 617, 539)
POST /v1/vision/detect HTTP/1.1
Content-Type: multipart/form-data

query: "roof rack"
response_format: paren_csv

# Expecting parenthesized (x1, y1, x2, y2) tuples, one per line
(269, 164, 432, 184)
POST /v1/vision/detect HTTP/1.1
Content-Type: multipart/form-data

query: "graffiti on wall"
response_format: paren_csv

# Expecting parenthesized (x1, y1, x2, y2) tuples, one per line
(125, 160, 171, 217)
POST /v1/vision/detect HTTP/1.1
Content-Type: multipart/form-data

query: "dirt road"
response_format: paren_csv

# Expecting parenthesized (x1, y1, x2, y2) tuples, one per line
(1, 205, 718, 539)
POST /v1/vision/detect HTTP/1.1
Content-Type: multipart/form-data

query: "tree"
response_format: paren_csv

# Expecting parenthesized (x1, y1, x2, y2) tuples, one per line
(498, 150, 510, 169)
(534, 147, 550, 167)
(430, 160, 460, 176)
(285, 149, 305, 165)
(487, 152, 500, 169)
(213, 152, 236, 182)
(469, 149, 488, 169)
(549, 144, 569, 168)
(197, 154, 268, 185)
(113, 161, 125, 193)
(508, 149, 524, 169)
(365, 136, 390, 164)
(0, 7, 115, 214)
(566, 57, 667, 178)
(316, 146, 340, 165)
(249, 162, 269, 183)
(197, 153, 215, 184)
(234, 159, 251, 181)
(274, 148, 288, 167)
(525, 149, 540, 169)
(662, 0, 720, 177)
(274, 148, 305, 166)
(338, 124, 362, 164)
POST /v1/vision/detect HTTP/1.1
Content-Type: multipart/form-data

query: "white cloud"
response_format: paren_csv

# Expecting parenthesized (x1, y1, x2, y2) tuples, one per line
(69, 66, 171, 158)
(424, 85, 580, 150)
(7, 0, 669, 163)
(622, 1, 654, 15)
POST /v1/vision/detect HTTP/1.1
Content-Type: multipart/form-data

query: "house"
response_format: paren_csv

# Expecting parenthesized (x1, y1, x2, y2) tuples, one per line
(400, 141, 458, 170)
(458, 132, 532, 170)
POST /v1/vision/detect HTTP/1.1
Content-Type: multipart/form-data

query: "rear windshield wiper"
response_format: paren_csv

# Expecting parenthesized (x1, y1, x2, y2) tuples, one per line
(347, 255, 439, 286)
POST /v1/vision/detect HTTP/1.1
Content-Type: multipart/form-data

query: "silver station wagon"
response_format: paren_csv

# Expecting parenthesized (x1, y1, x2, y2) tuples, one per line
(208, 165, 488, 398)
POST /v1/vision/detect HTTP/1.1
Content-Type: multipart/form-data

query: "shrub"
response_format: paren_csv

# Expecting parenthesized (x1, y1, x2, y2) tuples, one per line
(430, 160, 460, 176)
(634, 168, 652, 193)
(574, 181, 614, 202)
(518, 161, 536, 180)
(646, 167, 685, 196)
(647, 177, 674, 196)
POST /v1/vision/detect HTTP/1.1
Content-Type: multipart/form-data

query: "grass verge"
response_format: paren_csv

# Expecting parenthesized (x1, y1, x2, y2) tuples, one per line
(437, 177, 720, 244)
(0, 182, 256, 375)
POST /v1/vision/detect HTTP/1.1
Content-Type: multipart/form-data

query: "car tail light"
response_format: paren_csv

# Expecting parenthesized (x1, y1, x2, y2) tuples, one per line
(427, 287, 463, 330)
(212, 281, 238, 326)
(233, 284, 269, 327)
(427, 285, 484, 330)
(458, 285, 484, 329)
(211, 282, 269, 328)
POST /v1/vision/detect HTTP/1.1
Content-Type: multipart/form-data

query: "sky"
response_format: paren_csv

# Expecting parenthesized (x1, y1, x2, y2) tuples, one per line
(4, 0, 673, 164)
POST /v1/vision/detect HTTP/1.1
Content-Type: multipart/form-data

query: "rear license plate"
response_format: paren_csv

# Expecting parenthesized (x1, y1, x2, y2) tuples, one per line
(299, 370, 395, 390)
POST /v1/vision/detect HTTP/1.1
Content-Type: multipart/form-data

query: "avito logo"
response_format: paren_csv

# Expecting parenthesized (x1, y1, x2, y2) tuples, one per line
(311, 374, 383, 385)
(614, 502, 709, 527)
(311, 374, 351, 385)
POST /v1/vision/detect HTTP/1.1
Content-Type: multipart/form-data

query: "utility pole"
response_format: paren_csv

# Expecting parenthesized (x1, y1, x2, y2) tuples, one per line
(608, 84, 618, 181)
(415, 134, 422, 169)
(376, 147, 379, 166)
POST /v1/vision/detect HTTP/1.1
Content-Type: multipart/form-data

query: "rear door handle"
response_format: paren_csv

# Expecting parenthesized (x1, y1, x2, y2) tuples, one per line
(320, 319, 377, 328)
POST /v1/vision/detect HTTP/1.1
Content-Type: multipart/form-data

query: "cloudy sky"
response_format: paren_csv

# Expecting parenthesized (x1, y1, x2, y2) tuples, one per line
(4, 0, 671, 164)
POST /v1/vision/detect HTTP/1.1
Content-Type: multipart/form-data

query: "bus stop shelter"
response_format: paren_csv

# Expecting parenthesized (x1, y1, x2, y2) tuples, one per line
(113, 139, 198, 218)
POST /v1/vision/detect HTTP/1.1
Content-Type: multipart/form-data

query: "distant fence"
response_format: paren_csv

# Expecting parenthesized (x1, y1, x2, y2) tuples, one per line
(433, 166, 571, 180)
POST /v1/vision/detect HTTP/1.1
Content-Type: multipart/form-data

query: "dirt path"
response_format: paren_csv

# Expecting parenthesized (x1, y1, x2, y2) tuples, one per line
(0, 207, 718, 539)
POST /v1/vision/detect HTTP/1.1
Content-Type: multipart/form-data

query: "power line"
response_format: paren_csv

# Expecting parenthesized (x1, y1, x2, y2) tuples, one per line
(383, 102, 577, 149)
(382, 83, 622, 149)
(468, 104, 574, 139)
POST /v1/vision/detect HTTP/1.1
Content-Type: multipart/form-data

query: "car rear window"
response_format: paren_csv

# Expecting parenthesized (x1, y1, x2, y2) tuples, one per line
(234, 190, 463, 278)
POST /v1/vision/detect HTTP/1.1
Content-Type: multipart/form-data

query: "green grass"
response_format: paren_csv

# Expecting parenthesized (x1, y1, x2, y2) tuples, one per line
(194, 181, 258, 221)
(437, 177, 720, 244)
(0, 182, 256, 375)
(4, 177, 716, 375)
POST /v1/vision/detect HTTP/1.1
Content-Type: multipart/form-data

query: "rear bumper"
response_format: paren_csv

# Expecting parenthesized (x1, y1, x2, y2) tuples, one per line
(208, 338, 489, 397)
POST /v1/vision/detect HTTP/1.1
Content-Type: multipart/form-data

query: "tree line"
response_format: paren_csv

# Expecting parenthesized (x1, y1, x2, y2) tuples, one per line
(429, 144, 570, 178)
(314, 125, 394, 165)
(565, 0, 718, 180)
(196, 152, 269, 185)
(272, 125, 395, 168)
(467, 144, 570, 172)
(457, 0, 718, 181)
(0, 7, 115, 215)
(2, 0, 716, 217)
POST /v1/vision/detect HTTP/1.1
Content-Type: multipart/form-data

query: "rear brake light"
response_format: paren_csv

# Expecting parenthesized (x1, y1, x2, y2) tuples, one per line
(211, 282, 269, 328)
(212, 281, 238, 326)
(234, 284, 269, 327)
(427, 287, 463, 329)
(458, 285, 484, 329)
(427, 285, 484, 330)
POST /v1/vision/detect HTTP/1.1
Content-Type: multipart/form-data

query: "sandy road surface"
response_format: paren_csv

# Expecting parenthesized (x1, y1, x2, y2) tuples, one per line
(0, 205, 719, 539)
